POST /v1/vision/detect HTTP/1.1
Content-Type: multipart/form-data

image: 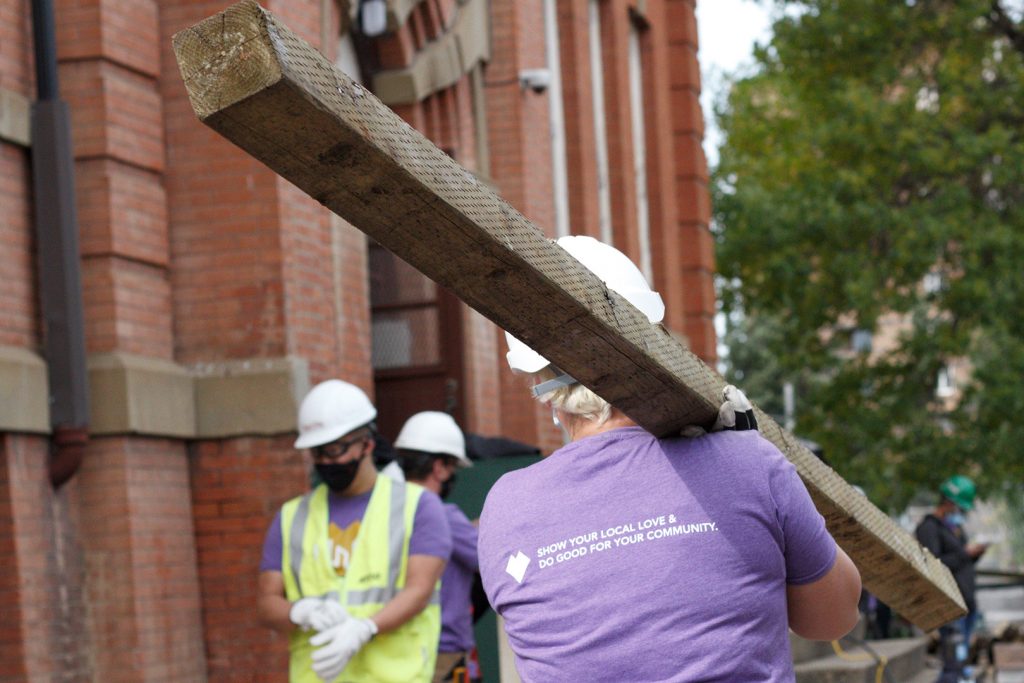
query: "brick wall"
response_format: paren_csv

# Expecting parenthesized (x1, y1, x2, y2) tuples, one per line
(332, 217, 375, 394)
(160, 0, 291, 364)
(190, 435, 306, 682)
(461, 306, 501, 435)
(75, 437, 205, 682)
(485, 0, 566, 455)
(0, 0, 34, 350)
(0, 0, 30, 93)
(0, 145, 36, 348)
(159, 1, 353, 679)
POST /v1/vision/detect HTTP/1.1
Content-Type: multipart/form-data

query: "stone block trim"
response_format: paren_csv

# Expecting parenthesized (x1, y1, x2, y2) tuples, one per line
(0, 346, 49, 433)
(88, 352, 196, 437)
(193, 356, 310, 438)
(373, 0, 491, 105)
(0, 86, 29, 146)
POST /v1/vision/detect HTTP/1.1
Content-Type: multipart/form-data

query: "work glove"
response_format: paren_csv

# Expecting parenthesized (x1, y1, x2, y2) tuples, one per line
(289, 595, 349, 632)
(681, 385, 758, 437)
(712, 384, 757, 431)
(310, 617, 378, 682)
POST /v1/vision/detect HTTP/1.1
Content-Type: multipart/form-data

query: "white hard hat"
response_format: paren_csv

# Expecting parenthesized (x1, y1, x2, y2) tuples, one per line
(294, 379, 377, 449)
(505, 235, 665, 372)
(394, 411, 472, 467)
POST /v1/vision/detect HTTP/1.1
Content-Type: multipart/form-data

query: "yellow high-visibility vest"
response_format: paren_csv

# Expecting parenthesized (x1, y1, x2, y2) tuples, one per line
(280, 476, 440, 682)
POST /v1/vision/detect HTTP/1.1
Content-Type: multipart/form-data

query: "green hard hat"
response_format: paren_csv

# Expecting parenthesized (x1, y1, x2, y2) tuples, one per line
(939, 475, 977, 511)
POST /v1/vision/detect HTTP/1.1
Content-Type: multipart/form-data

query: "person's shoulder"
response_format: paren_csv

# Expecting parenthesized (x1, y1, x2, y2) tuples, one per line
(485, 462, 544, 503)
(667, 429, 784, 465)
(412, 484, 443, 509)
(278, 487, 316, 514)
(444, 502, 472, 524)
(399, 479, 445, 510)
(410, 487, 451, 534)
(705, 428, 778, 450)
(479, 466, 537, 526)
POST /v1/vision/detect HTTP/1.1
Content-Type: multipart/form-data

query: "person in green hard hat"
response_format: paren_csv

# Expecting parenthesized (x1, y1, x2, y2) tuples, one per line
(915, 475, 988, 683)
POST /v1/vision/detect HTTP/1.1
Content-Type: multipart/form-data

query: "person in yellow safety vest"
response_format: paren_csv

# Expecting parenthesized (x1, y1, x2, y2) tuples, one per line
(386, 412, 480, 683)
(257, 379, 453, 682)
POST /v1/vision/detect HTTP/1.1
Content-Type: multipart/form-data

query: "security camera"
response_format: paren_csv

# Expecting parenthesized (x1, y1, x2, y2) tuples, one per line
(518, 68, 552, 93)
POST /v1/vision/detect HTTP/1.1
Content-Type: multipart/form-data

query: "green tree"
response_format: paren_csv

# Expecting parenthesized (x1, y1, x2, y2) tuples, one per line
(713, 0, 1024, 511)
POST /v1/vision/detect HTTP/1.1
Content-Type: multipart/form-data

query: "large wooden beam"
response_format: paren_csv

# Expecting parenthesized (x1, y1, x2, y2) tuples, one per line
(172, 0, 964, 630)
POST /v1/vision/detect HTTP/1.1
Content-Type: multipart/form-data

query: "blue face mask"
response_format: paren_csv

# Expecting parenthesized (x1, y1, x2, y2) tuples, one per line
(946, 512, 966, 528)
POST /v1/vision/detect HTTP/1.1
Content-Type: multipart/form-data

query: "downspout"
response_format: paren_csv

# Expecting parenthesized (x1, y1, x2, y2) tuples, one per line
(30, 0, 90, 488)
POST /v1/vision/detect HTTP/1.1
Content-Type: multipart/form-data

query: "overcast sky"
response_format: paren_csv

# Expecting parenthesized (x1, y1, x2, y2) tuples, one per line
(695, 0, 772, 167)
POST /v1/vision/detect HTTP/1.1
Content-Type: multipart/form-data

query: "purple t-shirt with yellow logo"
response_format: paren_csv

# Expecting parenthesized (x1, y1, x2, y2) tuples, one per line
(478, 428, 836, 683)
(260, 485, 451, 576)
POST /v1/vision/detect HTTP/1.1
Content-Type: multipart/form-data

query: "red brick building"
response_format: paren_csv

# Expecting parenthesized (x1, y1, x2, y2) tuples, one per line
(0, 0, 715, 680)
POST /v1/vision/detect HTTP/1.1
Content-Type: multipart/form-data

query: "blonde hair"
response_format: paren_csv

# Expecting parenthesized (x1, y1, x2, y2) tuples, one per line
(533, 367, 612, 425)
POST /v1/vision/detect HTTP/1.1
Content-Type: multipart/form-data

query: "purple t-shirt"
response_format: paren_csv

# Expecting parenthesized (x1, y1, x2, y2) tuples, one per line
(478, 428, 836, 683)
(439, 503, 479, 653)
(260, 482, 452, 576)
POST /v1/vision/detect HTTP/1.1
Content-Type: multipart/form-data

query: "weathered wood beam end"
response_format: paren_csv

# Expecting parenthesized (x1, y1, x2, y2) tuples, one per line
(172, 0, 965, 630)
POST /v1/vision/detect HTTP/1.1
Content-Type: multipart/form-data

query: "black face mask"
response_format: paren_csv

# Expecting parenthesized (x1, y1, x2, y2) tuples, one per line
(439, 472, 457, 500)
(316, 454, 364, 492)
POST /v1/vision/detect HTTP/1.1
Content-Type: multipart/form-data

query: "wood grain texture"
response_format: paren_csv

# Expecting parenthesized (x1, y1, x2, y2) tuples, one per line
(172, 0, 965, 630)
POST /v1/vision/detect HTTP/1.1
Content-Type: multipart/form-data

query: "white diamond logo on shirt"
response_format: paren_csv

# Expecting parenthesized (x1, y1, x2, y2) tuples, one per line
(505, 551, 530, 583)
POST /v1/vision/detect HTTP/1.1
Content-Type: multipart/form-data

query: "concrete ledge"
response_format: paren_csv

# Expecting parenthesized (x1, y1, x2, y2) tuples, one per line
(0, 346, 49, 433)
(374, 0, 490, 105)
(88, 352, 196, 437)
(0, 87, 31, 147)
(1, 348, 312, 440)
(193, 356, 309, 438)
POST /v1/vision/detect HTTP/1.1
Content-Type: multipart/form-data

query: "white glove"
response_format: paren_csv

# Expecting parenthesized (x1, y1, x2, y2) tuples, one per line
(681, 385, 758, 437)
(289, 596, 349, 632)
(712, 385, 757, 431)
(309, 617, 377, 682)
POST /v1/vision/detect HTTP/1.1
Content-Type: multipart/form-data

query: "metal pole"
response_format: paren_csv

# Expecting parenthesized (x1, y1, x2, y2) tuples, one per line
(783, 381, 795, 432)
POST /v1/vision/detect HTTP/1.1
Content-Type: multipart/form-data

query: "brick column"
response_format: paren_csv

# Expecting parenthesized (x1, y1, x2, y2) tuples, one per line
(55, 0, 208, 680)
(0, 435, 92, 682)
(637, 0, 686, 337)
(556, 0, 603, 239)
(487, 0, 564, 454)
(667, 0, 717, 363)
(599, 0, 642, 262)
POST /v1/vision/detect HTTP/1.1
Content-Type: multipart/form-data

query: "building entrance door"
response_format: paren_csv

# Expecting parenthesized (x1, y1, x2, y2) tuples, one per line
(369, 241, 465, 441)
